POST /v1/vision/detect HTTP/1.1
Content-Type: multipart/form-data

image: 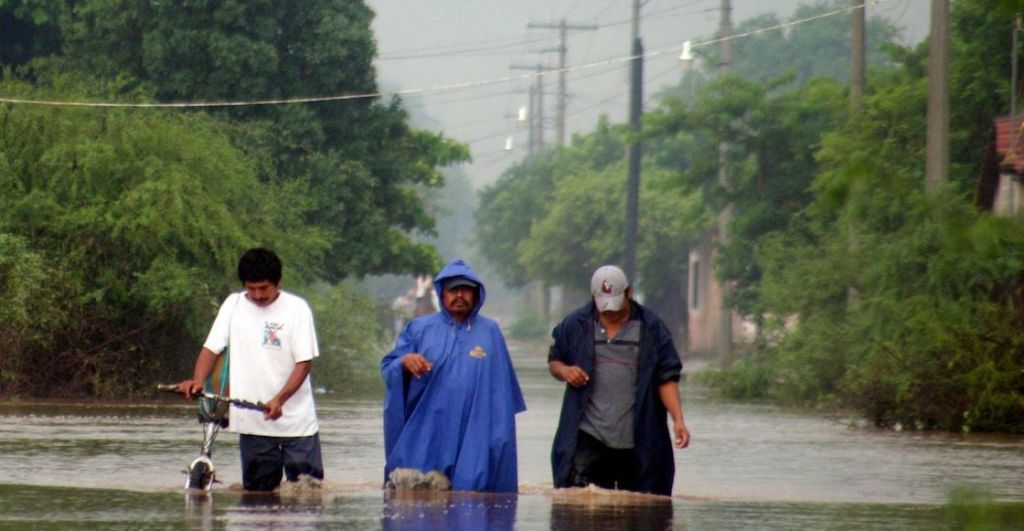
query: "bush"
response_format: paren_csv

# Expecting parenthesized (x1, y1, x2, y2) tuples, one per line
(308, 283, 390, 394)
(0, 234, 63, 394)
(723, 186, 1024, 433)
(506, 311, 549, 340)
(0, 76, 327, 397)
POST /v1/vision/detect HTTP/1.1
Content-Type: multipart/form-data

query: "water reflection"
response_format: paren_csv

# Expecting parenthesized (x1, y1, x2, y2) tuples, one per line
(0, 343, 1022, 528)
(382, 490, 517, 531)
(376, 487, 677, 530)
(184, 493, 215, 531)
(549, 487, 674, 531)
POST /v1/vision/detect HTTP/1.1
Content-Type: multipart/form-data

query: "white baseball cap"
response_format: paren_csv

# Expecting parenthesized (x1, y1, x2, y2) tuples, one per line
(590, 265, 629, 312)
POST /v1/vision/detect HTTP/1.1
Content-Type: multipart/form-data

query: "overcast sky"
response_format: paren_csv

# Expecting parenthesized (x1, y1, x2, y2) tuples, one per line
(366, 0, 930, 188)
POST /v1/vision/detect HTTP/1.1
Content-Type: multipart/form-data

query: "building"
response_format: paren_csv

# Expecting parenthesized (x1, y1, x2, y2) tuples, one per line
(686, 230, 754, 360)
(977, 115, 1024, 217)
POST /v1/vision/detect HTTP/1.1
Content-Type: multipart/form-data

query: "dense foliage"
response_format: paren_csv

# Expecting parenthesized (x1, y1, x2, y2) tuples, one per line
(700, 1, 1024, 433)
(475, 118, 702, 333)
(56, 0, 469, 280)
(477, 0, 1024, 433)
(0, 82, 268, 395)
(0, 1, 467, 396)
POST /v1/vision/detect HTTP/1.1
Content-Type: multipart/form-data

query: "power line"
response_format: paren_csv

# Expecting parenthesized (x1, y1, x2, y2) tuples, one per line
(598, 0, 717, 30)
(379, 33, 559, 61)
(0, 0, 896, 110)
(402, 87, 511, 110)
(460, 126, 522, 146)
(379, 2, 700, 64)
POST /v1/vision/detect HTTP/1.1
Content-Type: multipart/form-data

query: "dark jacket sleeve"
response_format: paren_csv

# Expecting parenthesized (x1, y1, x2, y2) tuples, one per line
(548, 304, 592, 489)
(650, 311, 682, 383)
(547, 318, 570, 364)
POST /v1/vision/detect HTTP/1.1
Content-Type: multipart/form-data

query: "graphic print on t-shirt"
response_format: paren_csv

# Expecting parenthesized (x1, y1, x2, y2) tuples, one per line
(263, 321, 284, 349)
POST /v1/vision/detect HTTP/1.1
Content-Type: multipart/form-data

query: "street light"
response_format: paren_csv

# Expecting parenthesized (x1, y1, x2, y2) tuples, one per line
(678, 40, 694, 69)
(517, 105, 528, 126)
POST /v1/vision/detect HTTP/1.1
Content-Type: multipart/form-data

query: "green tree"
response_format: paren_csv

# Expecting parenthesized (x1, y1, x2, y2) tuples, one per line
(949, 0, 1015, 188)
(37, 0, 470, 280)
(476, 117, 623, 288)
(0, 0, 68, 67)
(0, 76, 315, 396)
(647, 75, 847, 318)
(309, 282, 389, 394)
(477, 118, 700, 332)
(713, 0, 1024, 433)
(694, 0, 900, 88)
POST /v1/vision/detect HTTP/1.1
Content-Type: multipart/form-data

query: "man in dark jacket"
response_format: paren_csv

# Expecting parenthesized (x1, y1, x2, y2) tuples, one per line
(549, 265, 690, 496)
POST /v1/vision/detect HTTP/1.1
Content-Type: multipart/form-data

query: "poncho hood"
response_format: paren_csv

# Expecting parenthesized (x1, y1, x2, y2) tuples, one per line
(433, 258, 486, 323)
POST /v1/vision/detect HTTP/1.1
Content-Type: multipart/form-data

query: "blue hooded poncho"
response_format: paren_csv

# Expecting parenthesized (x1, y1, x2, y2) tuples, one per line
(381, 259, 526, 493)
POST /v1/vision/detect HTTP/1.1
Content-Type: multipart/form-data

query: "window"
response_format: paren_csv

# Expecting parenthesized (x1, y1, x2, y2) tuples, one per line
(689, 260, 700, 309)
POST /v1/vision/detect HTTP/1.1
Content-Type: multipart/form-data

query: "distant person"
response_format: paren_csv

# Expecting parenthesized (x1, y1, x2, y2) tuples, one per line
(178, 248, 324, 491)
(381, 258, 526, 493)
(390, 275, 439, 337)
(548, 265, 690, 496)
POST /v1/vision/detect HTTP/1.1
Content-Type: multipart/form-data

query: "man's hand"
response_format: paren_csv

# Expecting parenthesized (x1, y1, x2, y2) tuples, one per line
(673, 421, 691, 449)
(179, 348, 218, 400)
(176, 380, 203, 400)
(553, 362, 589, 388)
(401, 353, 433, 378)
(262, 360, 311, 421)
(263, 398, 284, 420)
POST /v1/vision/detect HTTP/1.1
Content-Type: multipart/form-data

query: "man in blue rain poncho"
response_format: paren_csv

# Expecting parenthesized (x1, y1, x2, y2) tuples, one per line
(381, 259, 526, 493)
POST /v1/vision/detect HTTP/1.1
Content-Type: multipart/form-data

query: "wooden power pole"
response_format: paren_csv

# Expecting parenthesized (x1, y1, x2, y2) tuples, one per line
(925, 0, 950, 195)
(624, 0, 644, 284)
(851, 0, 866, 110)
(717, 0, 734, 363)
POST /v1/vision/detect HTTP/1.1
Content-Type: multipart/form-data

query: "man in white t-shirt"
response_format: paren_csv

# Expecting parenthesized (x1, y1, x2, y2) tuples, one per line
(177, 248, 323, 491)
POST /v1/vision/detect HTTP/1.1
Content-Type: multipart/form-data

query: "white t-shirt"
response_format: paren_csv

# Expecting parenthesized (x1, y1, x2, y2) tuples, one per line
(203, 291, 320, 437)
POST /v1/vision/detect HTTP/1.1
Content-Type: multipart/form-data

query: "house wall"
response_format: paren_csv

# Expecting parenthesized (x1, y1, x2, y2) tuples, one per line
(686, 233, 756, 359)
(686, 236, 723, 356)
(993, 172, 1024, 219)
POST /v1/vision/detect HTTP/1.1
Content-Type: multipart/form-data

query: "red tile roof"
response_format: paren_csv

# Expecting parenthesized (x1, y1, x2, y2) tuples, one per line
(995, 115, 1024, 174)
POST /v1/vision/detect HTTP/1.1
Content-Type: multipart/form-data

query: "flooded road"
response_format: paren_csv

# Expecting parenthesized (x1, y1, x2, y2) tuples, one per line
(0, 342, 1021, 529)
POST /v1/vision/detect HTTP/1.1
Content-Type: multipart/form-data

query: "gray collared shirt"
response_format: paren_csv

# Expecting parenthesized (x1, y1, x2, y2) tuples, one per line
(579, 318, 641, 449)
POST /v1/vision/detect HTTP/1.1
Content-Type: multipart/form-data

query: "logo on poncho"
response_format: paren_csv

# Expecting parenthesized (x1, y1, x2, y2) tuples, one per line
(469, 346, 487, 359)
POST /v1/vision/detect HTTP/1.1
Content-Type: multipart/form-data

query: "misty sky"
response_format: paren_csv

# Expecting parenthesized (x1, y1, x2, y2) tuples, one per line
(367, 0, 930, 188)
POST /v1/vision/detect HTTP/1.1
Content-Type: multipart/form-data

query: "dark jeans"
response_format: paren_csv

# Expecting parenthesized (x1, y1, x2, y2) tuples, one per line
(569, 430, 638, 491)
(239, 432, 324, 491)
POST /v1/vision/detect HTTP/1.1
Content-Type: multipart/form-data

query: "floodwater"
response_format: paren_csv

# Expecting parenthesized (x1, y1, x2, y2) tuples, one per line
(0, 343, 1021, 529)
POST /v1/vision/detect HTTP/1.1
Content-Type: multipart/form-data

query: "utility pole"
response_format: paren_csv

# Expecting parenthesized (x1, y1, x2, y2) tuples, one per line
(527, 19, 598, 146)
(557, 20, 568, 147)
(511, 64, 550, 154)
(536, 65, 545, 151)
(851, 0, 866, 110)
(624, 0, 643, 284)
(511, 62, 553, 324)
(527, 19, 598, 323)
(925, 0, 950, 195)
(719, 0, 733, 74)
(717, 0, 734, 364)
(527, 85, 537, 156)
(1013, 14, 1021, 117)
(847, 0, 866, 307)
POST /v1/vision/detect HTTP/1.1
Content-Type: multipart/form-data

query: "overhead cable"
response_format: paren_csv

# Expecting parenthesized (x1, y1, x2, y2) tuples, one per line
(0, 1, 892, 110)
